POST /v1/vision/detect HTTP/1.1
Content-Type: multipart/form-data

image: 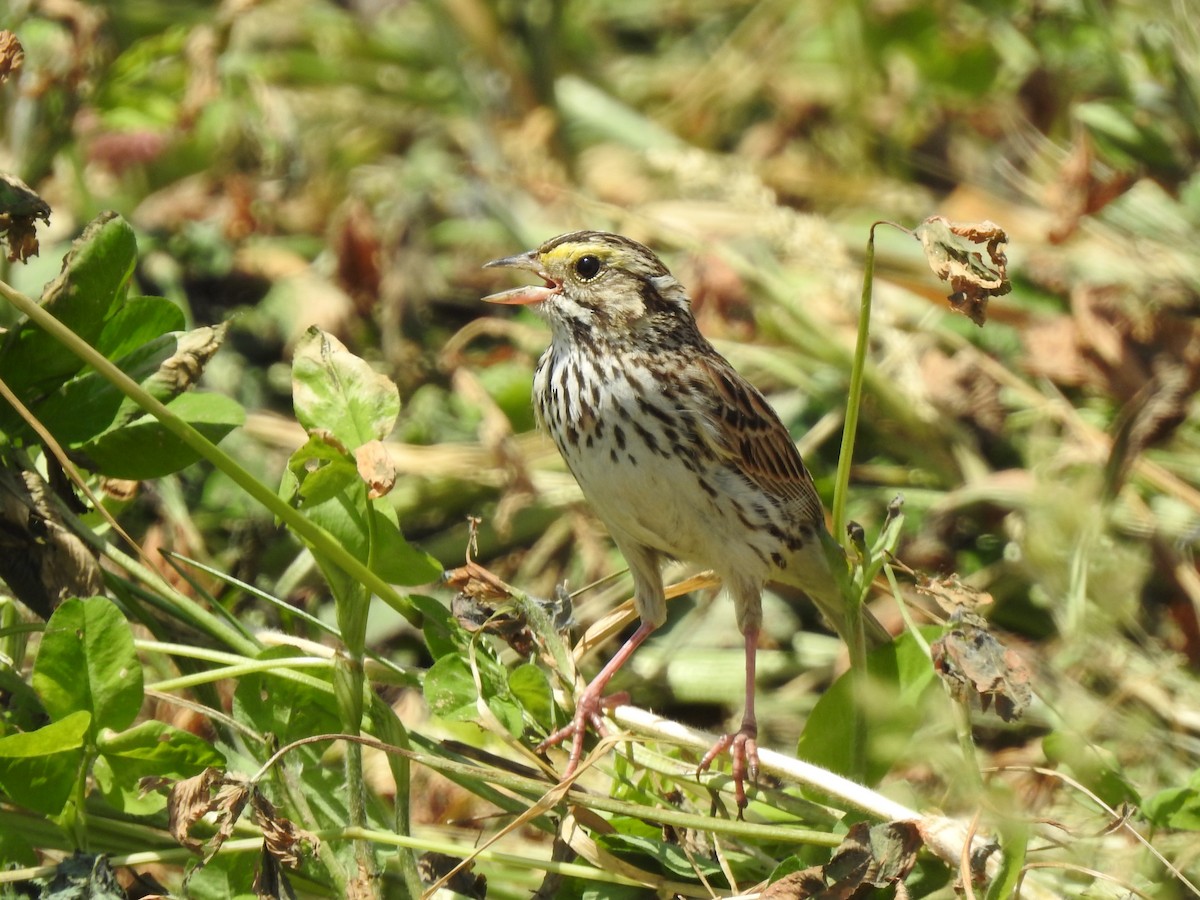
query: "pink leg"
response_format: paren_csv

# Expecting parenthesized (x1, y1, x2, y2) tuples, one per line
(537, 620, 658, 779)
(698, 627, 760, 811)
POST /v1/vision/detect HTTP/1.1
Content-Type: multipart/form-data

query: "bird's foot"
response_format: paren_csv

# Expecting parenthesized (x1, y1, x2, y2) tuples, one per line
(536, 688, 631, 780)
(697, 723, 759, 813)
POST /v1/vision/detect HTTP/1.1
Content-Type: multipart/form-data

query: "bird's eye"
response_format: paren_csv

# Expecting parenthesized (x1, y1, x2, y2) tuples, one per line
(574, 254, 602, 280)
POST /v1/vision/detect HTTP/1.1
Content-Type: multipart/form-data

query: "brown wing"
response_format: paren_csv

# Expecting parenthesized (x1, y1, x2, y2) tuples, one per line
(692, 355, 827, 526)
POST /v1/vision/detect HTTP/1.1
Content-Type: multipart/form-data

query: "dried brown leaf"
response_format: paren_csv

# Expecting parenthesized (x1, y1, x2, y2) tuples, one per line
(1046, 134, 1136, 243)
(0, 172, 51, 263)
(417, 852, 488, 899)
(447, 560, 538, 657)
(0, 31, 22, 81)
(251, 790, 320, 868)
(0, 469, 103, 618)
(931, 612, 1032, 722)
(823, 821, 923, 895)
(914, 573, 994, 615)
(207, 781, 252, 861)
(760, 868, 827, 899)
(355, 439, 396, 499)
(152, 323, 229, 394)
(915, 216, 1011, 326)
(166, 767, 224, 852)
(252, 844, 297, 900)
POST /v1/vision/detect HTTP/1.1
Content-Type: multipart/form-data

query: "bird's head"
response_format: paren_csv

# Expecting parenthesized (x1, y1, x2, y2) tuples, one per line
(482, 231, 692, 338)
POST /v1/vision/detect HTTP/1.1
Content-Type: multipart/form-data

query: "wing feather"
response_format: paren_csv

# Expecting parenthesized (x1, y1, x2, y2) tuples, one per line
(693, 355, 825, 526)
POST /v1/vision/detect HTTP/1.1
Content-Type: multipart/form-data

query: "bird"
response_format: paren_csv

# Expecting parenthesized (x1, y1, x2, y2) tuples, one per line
(483, 231, 888, 808)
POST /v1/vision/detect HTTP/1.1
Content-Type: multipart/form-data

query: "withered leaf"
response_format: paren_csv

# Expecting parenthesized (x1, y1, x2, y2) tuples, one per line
(759, 868, 827, 899)
(0, 469, 103, 618)
(0, 172, 50, 263)
(0, 30, 24, 81)
(447, 560, 538, 657)
(915, 216, 1011, 326)
(824, 821, 923, 895)
(146, 323, 229, 397)
(417, 851, 488, 900)
(166, 767, 225, 852)
(252, 843, 299, 900)
(914, 573, 994, 615)
(355, 439, 396, 499)
(208, 781, 252, 862)
(251, 790, 320, 868)
(931, 611, 1032, 721)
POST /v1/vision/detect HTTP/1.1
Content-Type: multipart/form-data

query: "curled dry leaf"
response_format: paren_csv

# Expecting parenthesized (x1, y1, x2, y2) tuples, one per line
(0, 30, 23, 81)
(914, 573, 994, 616)
(166, 767, 225, 852)
(824, 821, 923, 893)
(251, 790, 320, 868)
(417, 852, 488, 900)
(0, 172, 51, 263)
(914, 216, 1011, 326)
(931, 611, 1032, 722)
(208, 781, 252, 861)
(355, 438, 396, 499)
(446, 559, 539, 657)
(759, 868, 826, 899)
(762, 821, 923, 898)
(0, 469, 103, 618)
(150, 323, 229, 395)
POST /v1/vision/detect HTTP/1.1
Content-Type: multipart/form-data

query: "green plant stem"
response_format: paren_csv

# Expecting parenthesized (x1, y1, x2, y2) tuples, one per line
(0, 277, 418, 628)
(830, 223, 881, 543)
(830, 222, 887, 782)
(253, 732, 849, 846)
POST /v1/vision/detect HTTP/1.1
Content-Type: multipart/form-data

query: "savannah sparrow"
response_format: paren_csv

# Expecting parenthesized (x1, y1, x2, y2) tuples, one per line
(484, 231, 887, 808)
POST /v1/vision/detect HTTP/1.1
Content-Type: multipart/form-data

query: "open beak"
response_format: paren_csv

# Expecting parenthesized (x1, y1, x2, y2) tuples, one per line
(482, 251, 560, 306)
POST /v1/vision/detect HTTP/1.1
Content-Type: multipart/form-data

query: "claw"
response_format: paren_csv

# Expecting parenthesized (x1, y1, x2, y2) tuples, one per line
(536, 685, 617, 779)
(698, 723, 759, 812)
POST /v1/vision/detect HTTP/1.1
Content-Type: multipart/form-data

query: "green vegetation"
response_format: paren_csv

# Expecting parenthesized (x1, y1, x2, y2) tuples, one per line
(1, 0, 1199, 897)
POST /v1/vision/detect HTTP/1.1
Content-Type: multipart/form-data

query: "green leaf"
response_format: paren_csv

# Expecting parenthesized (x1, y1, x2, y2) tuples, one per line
(0, 710, 89, 815)
(423, 654, 479, 723)
(0, 828, 36, 867)
(94, 296, 186, 359)
(93, 755, 165, 816)
(0, 709, 90, 757)
(487, 695, 524, 738)
(292, 326, 400, 450)
(98, 720, 225, 774)
(796, 630, 938, 782)
(509, 663, 554, 730)
(1041, 731, 1139, 809)
(1144, 778, 1200, 830)
(32, 333, 183, 445)
(33, 597, 143, 734)
(183, 848, 260, 900)
(95, 720, 225, 813)
(231, 647, 341, 748)
(412, 593, 462, 661)
(76, 390, 245, 478)
(303, 489, 441, 587)
(596, 832, 726, 880)
(287, 432, 359, 506)
(0, 212, 138, 397)
(369, 505, 442, 585)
